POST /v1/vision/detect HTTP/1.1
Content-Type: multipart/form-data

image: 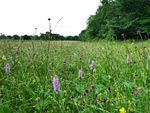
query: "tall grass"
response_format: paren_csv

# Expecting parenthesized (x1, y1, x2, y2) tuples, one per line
(0, 39, 149, 112)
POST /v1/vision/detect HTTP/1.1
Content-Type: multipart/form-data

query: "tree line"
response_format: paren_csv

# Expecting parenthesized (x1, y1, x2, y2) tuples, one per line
(79, 0, 150, 41)
(0, 32, 79, 40)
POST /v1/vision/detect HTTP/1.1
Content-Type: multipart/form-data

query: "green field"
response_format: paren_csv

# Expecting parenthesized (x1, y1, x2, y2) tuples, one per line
(0, 39, 150, 113)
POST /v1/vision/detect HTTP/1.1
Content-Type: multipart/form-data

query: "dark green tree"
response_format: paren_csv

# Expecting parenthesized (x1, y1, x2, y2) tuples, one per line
(79, 0, 150, 41)
(13, 35, 20, 40)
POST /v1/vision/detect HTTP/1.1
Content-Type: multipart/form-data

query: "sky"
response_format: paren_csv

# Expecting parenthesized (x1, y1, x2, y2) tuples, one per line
(0, 0, 100, 36)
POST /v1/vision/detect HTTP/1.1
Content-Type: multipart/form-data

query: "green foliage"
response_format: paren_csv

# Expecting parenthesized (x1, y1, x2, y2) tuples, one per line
(13, 35, 20, 40)
(0, 33, 79, 41)
(21, 35, 31, 40)
(79, 0, 150, 41)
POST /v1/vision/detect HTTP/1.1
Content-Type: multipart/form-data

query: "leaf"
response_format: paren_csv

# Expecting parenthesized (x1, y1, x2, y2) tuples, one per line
(124, 82, 132, 89)
(44, 89, 51, 98)
(101, 75, 109, 82)
(0, 107, 10, 113)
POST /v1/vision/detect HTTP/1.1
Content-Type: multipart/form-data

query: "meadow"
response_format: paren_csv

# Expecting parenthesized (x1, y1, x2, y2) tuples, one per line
(0, 39, 150, 113)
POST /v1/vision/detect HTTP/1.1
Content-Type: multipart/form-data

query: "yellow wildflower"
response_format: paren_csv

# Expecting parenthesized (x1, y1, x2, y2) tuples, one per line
(141, 73, 144, 77)
(2, 55, 6, 60)
(33, 80, 36, 83)
(64, 90, 66, 93)
(98, 93, 102, 97)
(33, 105, 36, 108)
(119, 107, 126, 113)
(63, 98, 66, 102)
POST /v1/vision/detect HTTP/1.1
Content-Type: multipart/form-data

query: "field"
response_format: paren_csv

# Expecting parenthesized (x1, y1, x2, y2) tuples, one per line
(0, 39, 150, 113)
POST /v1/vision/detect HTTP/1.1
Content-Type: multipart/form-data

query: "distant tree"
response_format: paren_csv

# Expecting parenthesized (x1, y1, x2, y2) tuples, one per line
(21, 35, 31, 40)
(73, 36, 79, 40)
(40, 33, 48, 40)
(7, 35, 13, 39)
(59, 35, 64, 40)
(35, 35, 40, 40)
(13, 35, 20, 40)
(79, 30, 87, 41)
(30, 35, 40, 40)
(0, 34, 7, 39)
(52, 34, 61, 40)
(1, 32, 78, 41)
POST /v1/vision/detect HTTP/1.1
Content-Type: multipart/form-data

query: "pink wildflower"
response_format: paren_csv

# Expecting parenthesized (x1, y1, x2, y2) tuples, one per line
(91, 85, 95, 89)
(79, 70, 82, 78)
(137, 87, 141, 91)
(53, 75, 60, 94)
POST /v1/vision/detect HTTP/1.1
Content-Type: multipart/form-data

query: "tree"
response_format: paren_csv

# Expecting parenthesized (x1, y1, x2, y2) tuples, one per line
(21, 35, 31, 40)
(79, 0, 150, 41)
(0, 34, 7, 39)
(13, 35, 20, 40)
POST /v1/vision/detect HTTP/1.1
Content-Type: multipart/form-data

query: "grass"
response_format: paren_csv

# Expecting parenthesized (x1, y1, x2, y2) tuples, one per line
(0, 39, 150, 113)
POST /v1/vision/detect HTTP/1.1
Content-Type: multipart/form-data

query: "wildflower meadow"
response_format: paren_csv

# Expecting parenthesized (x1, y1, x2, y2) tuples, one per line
(0, 39, 150, 113)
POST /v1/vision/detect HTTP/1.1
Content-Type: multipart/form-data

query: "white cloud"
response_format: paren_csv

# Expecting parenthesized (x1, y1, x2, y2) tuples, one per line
(0, 0, 100, 36)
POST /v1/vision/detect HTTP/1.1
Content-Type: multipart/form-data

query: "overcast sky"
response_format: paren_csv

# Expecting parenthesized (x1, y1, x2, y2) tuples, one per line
(0, 0, 100, 36)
